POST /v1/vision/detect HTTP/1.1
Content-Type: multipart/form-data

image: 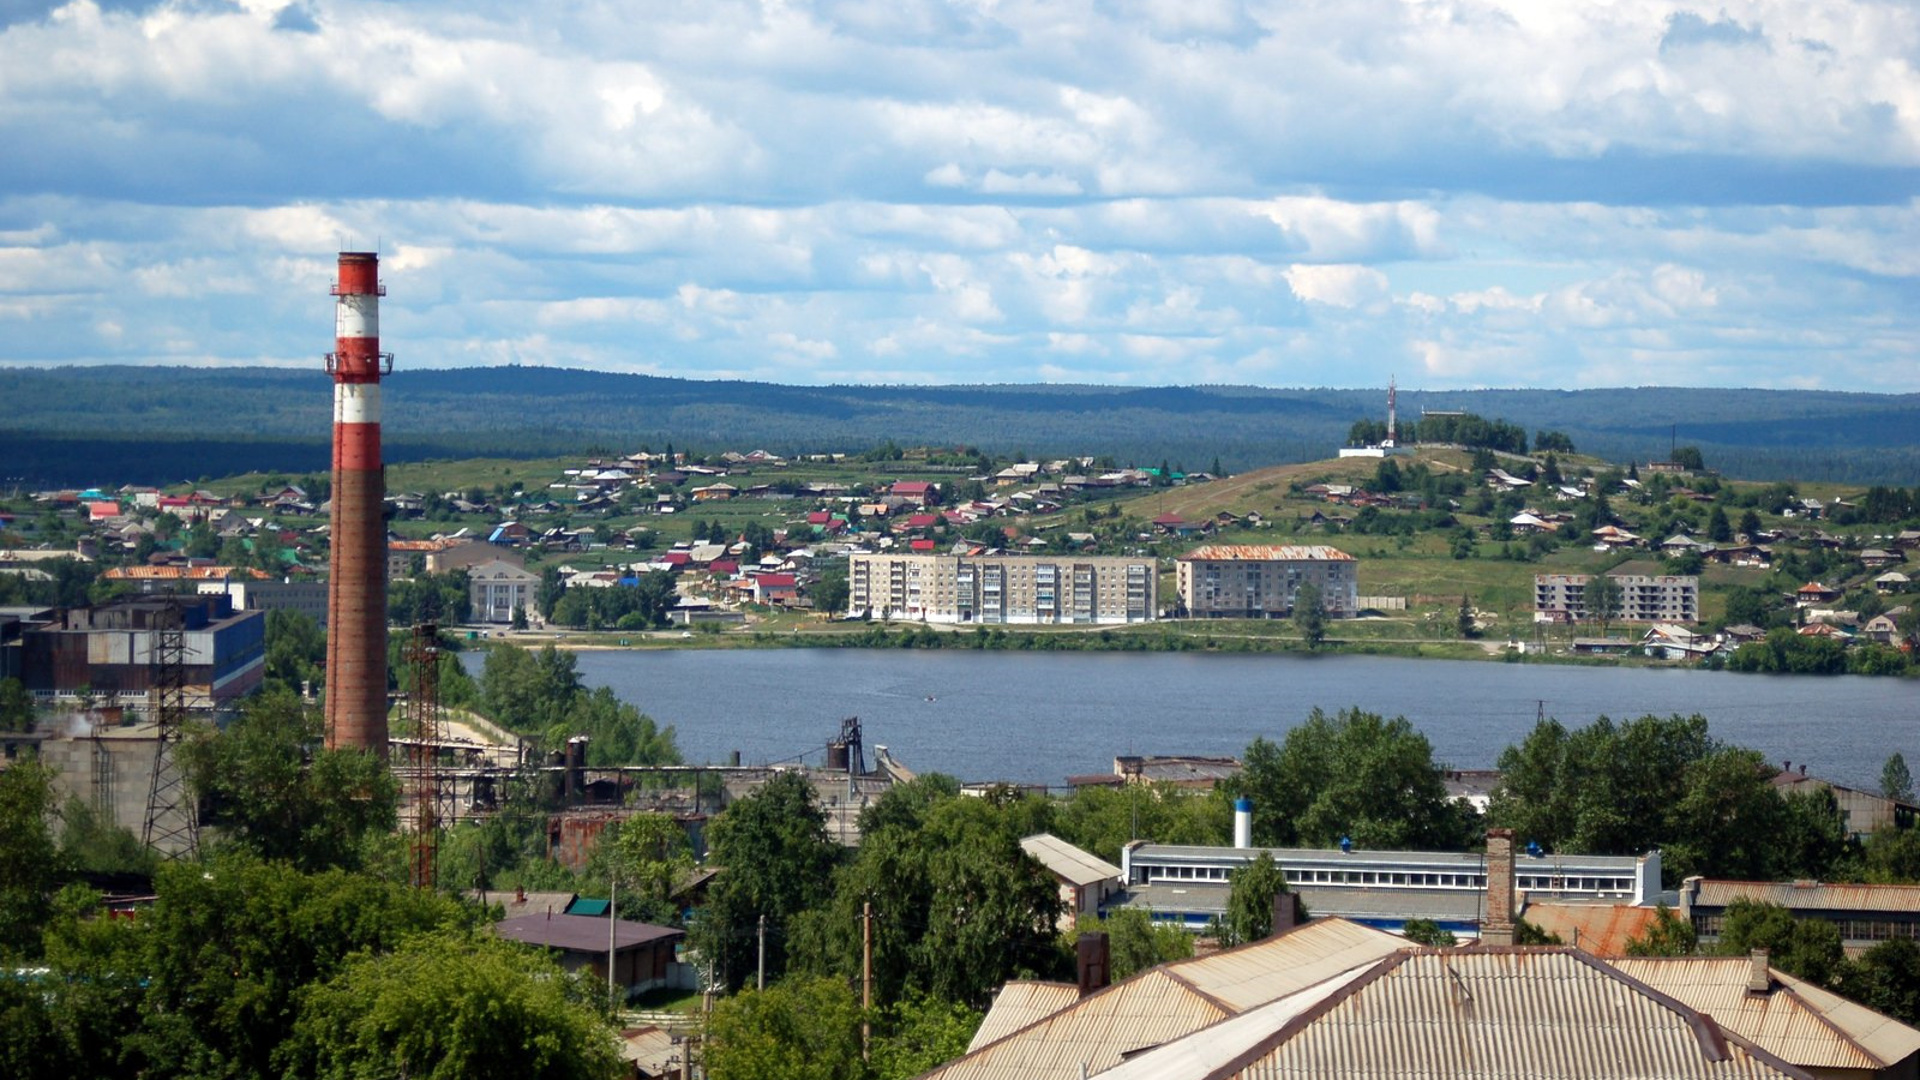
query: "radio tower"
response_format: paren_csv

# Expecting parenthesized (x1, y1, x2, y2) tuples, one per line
(325, 252, 392, 753)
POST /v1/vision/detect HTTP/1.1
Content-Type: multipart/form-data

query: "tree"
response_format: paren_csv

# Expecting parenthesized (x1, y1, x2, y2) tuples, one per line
(791, 784, 1061, 1007)
(1737, 508, 1762, 538)
(1713, 899, 1843, 986)
(1234, 708, 1476, 850)
(1883, 753, 1914, 803)
(1073, 909, 1192, 981)
(1401, 919, 1458, 948)
(1835, 939, 1920, 1026)
(179, 689, 397, 872)
(1053, 782, 1230, 867)
(811, 563, 850, 615)
(1583, 573, 1623, 635)
(693, 773, 838, 992)
(1534, 430, 1575, 454)
(1671, 446, 1706, 471)
(1292, 582, 1326, 649)
(138, 855, 473, 1080)
(510, 604, 529, 630)
(1456, 595, 1478, 639)
(703, 976, 865, 1080)
(590, 812, 694, 926)
(0, 676, 35, 729)
(869, 993, 985, 1080)
(282, 931, 622, 1080)
(1624, 904, 1698, 956)
(1706, 506, 1732, 542)
(0, 759, 63, 958)
(263, 608, 326, 696)
(1213, 852, 1290, 947)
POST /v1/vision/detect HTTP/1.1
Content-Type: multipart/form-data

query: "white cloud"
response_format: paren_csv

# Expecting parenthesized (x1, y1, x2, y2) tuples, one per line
(1283, 264, 1390, 309)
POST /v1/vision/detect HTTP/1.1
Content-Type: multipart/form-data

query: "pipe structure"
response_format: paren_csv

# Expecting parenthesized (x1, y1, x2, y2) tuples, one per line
(324, 252, 391, 753)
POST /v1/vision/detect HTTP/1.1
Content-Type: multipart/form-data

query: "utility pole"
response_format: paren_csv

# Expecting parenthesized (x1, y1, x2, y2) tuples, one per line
(861, 901, 874, 1060)
(609, 874, 619, 1008)
(757, 914, 767, 991)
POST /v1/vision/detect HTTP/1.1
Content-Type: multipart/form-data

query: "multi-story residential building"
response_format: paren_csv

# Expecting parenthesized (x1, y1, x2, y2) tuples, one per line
(1175, 545, 1358, 619)
(1535, 573, 1699, 623)
(847, 553, 1156, 625)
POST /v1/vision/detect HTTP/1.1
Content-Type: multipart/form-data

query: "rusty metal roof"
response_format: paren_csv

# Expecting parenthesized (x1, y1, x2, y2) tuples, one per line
(1219, 951, 1814, 1080)
(968, 982, 1082, 1052)
(1694, 879, 1920, 914)
(1613, 958, 1887, 1071)
(1166, 918, 1405, 1011)
(1521, 901, 1662, 956)
(1177, 545, 1355, 562)
(1774, 968, 1920, 1067)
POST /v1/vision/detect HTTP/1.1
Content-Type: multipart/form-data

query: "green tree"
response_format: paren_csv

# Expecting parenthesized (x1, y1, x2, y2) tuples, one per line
(1835, 939, 1920, 1026)
(1883, 753, 1914, 802)
(812, 563, 850, 615)
(138, 855, 473, 1080)
(1053, 782, 1231, 867)
(282, 931, 622, 1080)
(1706, 506, 1732, 542)
(179, 689, 397, 872)
(1212, 851, 1291, 947)
(57, 796, 156, 878)
(693, 773, 838, 992)
(869, 993, 984, 1080)
(1234, 708, 1476, 850)
(263, 608, 326, 696)
(1623, 904, 1698, 956)
(1672, 446, 1706, 471)
(1584, 573, 1623, 635)
(792, 784, 1061, 1007)
(1456, 595, 1478, 639)
(1073, 909, 1193, 981)
(0, 759, 63, 958)
(1292, 582, 1326, 649)
(704, 976, 866, 1080)
(1713, 899, 1843, 987)
(1401, 918, 1458, 948)
(589, 812, 694, 926)
(0, 675, 35, 729)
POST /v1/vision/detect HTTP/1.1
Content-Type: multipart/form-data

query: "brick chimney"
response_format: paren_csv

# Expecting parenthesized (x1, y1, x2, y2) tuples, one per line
(1747, 949, 1772, 994)
(1076, 931, 1110, 996)
(1482, 829, 1516, 946)
(1270, 892, 1302, 936)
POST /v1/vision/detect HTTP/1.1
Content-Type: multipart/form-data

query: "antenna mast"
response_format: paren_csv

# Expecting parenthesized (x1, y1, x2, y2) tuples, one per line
(143, 598, 198, 858)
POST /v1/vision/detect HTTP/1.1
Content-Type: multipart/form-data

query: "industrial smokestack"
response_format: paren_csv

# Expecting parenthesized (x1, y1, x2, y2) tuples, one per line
(1233, 797, 1253, 849)
(324, 252, 391, 754)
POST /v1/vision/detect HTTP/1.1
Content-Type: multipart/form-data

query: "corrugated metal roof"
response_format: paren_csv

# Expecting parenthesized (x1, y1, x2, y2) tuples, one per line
(1223, 951, 1813, 1080)
(1522, 902, 1662, 955)
(1093, 968, 1374, 1080)
(1695, 879, 1920, 913)
(924, 969, 1230, 1080)
(968, 982, 1082, 1052)
(1177, 545, 1355, 562)
(1773, 968, 1920, 1067)
(1022, 834, 1123, 888)
(1167, 919, 1406, 1012)
(1612, 958, 1880, 1071)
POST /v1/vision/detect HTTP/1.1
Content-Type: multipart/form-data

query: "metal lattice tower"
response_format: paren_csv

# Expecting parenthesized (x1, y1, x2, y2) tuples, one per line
(407, 622, 450, 889)
(143, 599, 198, 859)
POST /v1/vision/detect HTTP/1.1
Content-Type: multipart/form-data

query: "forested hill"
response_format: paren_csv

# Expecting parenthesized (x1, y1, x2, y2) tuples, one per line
(3, 365, 1917, 486)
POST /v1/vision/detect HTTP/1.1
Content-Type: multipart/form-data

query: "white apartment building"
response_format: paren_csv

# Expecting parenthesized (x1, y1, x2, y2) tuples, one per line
(1175, 545, 1359, 619)
(847, 553, 1157, 625)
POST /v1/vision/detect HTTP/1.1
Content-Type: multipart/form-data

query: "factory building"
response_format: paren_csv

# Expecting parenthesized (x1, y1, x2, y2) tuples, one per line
(847, 553, 1156, 625)
(13, 595, 265, 711)
(1175, 544, 1358, 619)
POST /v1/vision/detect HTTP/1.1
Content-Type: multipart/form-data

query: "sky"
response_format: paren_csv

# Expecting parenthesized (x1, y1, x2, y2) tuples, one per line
(1, 0, 1917, 391)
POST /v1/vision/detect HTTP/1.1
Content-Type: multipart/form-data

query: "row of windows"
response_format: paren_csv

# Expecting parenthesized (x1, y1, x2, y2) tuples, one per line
(1139, 865, 1634, 892)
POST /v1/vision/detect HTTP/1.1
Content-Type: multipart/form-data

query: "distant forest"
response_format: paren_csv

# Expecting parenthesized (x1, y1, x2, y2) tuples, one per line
(3, 365, 1917, 486)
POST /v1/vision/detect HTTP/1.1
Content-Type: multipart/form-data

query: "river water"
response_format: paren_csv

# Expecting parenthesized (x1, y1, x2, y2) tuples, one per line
(523, 649, 1918, 792)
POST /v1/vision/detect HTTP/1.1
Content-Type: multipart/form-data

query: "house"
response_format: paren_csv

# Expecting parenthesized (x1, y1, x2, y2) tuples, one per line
(748, 572, 799, 605)
(493, 913, 684, 998)
(1875, 572, 1911, 595)
(1641, 623, 1717, 661)
(891, 480, 936, 505)
(1020, 833, 1122, 931)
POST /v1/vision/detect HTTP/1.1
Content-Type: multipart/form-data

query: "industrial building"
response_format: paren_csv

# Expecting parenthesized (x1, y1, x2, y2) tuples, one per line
(1175, 544, 1358, 619)
(1535, 572, 1700, 624)
(12, 594, 264, 711)
(847, 553, 1156, 624)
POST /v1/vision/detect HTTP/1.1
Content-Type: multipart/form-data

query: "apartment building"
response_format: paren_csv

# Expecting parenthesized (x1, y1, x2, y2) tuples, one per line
(847, 553, 1156, 625)
(1175, 544, 1358, 619)
(1535, 573, 1699, 623)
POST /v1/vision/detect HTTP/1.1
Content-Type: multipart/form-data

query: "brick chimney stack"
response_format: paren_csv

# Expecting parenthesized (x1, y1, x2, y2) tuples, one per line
(1076, 931, 1110, 996)
(1483, 828, 1517, 946)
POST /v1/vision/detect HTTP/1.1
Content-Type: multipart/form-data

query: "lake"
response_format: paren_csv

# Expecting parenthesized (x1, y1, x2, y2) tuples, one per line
(514, 649, 1920, 792)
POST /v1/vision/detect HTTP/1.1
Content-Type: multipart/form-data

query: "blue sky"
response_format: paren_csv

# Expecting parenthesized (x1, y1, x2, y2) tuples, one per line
(1, 0, 1917, 390)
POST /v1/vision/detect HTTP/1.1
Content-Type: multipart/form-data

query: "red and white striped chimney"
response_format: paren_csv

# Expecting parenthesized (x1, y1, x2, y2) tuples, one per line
(324, 252, 390, 753)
